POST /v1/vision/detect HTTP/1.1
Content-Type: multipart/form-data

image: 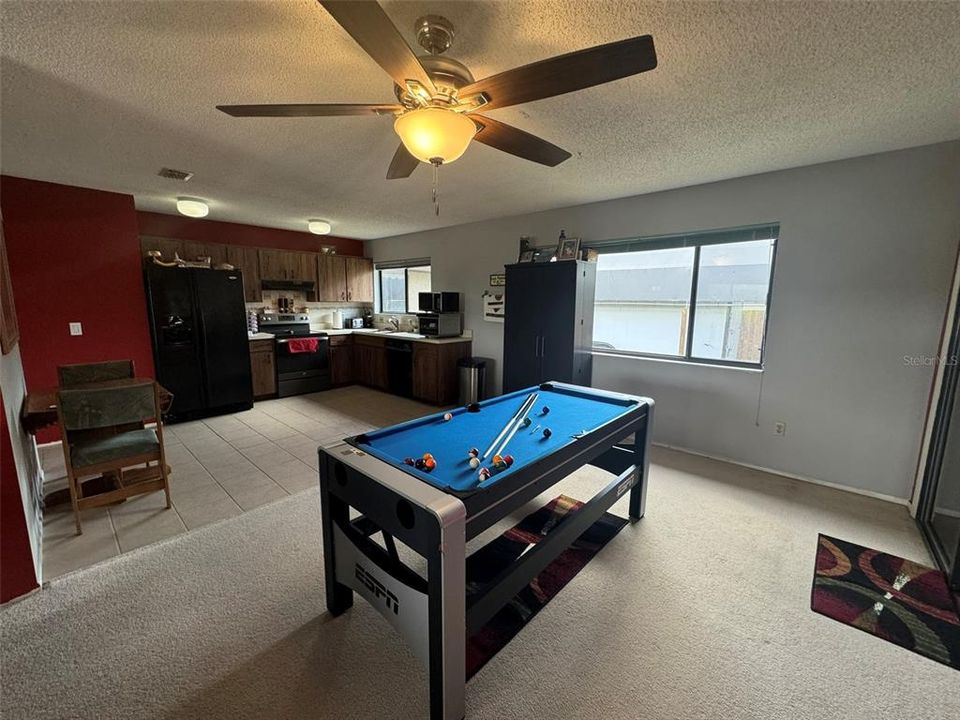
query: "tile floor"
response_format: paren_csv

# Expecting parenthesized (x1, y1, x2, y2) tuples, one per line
(40, 386, 440, 581)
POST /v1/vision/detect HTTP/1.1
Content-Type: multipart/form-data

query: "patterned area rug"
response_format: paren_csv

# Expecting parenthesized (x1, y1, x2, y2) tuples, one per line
(465, 495, 628, 679)
(811, 534, 960, 670)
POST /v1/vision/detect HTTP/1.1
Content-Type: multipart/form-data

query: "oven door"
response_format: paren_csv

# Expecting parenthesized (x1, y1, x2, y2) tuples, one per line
(275, 337, 331, 396)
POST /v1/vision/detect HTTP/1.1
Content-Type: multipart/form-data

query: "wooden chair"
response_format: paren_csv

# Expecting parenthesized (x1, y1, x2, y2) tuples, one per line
(57, 380, 171, 535)
(57, 360, 135, 387)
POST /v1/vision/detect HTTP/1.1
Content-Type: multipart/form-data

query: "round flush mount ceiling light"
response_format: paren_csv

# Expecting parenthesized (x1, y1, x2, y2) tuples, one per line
(308, 219, 332, 235)
(176, 197, 209, 218)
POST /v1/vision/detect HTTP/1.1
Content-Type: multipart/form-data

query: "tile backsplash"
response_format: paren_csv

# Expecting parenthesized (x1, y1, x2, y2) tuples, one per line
(246, 296, 372, 329)
(373, 313, 420, 332)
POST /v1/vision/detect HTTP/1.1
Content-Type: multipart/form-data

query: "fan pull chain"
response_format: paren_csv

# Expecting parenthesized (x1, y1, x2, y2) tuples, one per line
(431, 159, 441, 216)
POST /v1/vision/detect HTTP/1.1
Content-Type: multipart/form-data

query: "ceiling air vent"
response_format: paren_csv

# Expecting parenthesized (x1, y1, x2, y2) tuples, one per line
(157, 167, 194, 181)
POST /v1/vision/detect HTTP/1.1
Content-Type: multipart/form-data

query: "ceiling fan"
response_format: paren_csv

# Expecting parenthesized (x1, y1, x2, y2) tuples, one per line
(218, 1, 657, 183)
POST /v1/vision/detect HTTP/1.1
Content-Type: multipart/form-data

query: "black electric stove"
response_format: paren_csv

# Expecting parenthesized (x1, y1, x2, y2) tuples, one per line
(258, 314, 330, 397)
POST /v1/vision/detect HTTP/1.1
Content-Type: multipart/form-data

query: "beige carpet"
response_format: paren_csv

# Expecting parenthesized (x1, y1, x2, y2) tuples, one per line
(1, 448, 956, 720)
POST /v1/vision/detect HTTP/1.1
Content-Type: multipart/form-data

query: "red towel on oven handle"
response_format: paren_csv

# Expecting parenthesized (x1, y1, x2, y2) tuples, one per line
(286, 338, 320, 354)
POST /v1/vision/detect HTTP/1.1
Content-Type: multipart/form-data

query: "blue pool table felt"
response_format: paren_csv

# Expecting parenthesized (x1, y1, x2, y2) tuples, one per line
(352, 385, 639, 494)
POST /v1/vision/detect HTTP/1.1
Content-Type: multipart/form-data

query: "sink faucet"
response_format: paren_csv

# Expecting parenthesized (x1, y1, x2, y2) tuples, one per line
(388, 316, 400, 331)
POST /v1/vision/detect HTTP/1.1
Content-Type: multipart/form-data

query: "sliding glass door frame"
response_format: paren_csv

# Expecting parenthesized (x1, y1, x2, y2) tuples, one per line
(917, 287, 960, 590)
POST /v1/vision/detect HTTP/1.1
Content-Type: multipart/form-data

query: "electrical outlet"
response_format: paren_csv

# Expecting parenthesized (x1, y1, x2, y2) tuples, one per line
(773, 421, 787, 437)
(69, 322, 83, 336)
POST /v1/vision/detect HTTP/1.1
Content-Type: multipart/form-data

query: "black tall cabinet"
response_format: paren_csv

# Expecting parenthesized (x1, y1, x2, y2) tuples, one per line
(503, 261, 596, 393)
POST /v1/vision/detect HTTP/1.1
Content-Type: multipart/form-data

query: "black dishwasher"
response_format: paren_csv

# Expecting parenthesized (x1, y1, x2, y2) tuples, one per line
(385, 339, 414, 397)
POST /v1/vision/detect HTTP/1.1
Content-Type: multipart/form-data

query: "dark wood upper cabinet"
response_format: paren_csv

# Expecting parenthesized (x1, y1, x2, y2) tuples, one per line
(317, 255, 347, 302)
(345, 257, 374, 303)
(0, 217, 20, 355)
(293, 252, 318, 284)
(226, 245, 262, 302)
(259, 249, 317, 284)
(258, 249, 290, 280)
(138, 237, 369, 307)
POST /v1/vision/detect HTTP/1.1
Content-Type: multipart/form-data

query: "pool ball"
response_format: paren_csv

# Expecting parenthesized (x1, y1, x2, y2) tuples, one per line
(469, 457, 480, 469)
(414, 458, 426, 470)
(403, 457, 415, 466)
(443, 412, 453, 422)
(468, 447, 479, 457)
(492, 454, 503, 466)
(540, 406, 550, 415)
(543, 428, 552, 439)
(424, 458, 437, 472)
(422, 452, 434, 461)
(503, 455, 514, 467)
(478, 467, 491, 481)
(521, 417, 531, 428)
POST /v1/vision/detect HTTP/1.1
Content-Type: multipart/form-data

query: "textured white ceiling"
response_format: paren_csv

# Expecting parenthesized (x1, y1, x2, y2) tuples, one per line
(1, 1, 958, 240)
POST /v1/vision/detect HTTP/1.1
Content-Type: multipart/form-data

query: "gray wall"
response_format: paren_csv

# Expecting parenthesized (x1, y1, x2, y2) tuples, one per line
(366, 141, 960, 499)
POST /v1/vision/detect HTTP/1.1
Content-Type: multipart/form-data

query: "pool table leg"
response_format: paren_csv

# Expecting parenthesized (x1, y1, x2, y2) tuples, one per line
(629, 402, 654, 521)
(319, 485, 354, 615)
(426, 511, 466, 720)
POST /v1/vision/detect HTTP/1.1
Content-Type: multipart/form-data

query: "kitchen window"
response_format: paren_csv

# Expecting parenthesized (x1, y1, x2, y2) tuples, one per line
(589, 224, 778, 367)
(374, 259, 431, 313)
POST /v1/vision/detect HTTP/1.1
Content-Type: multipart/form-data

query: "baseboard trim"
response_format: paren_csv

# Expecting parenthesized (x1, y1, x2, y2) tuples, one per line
(652, 442, 911, 507)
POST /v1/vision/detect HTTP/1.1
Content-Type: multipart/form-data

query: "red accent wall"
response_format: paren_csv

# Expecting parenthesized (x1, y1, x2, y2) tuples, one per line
(137, 212, 364, 256)
(1, 176, 155, 442)
(1, 387, 39, 603)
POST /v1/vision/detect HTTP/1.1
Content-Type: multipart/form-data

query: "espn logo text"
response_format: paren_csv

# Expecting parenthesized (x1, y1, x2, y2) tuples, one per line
(355, 563, 399, 615)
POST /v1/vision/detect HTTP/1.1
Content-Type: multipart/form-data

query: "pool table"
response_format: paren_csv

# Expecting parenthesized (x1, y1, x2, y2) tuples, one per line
(317, 382, 654, 720)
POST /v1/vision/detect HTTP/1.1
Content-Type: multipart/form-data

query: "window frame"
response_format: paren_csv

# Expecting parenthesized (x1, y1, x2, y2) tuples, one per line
(374, 259, 431, 314)
(588, 226, 779, 370)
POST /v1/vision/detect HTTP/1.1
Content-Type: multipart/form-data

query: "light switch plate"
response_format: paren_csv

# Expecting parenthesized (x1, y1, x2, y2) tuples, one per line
(69, 322, 83, 336)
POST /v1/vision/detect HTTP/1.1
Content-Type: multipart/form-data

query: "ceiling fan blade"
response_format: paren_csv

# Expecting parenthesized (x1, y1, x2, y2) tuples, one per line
(471, 115, 571, 167)
(460, 35, 656, 111)
(217, 103, 401, 117)
(319, 1, 437, 96)
(386, 143, 419, 179)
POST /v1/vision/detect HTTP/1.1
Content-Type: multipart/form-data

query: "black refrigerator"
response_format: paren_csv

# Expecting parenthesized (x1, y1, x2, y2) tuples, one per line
(502, 260, 596, 393)
(144, 265, 254, 421)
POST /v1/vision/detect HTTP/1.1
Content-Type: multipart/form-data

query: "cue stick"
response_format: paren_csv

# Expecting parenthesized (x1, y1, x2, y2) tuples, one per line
(481, 392, 538, 460)
(493, 397, 538, 458)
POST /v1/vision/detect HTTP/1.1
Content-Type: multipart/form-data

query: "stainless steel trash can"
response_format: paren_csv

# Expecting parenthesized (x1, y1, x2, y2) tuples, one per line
(458, 357, 488, 405)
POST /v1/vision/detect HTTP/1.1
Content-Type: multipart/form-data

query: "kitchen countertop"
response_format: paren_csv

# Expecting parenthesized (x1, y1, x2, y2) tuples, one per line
(249, 329, 471, 345)
(319, 328, 473, 345)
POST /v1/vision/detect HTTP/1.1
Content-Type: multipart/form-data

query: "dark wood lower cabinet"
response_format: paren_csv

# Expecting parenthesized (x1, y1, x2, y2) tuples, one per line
(250, 334, 470, 404)
(413, 341, 471, 405)
(330, 335, 354, 386)
(355, 336, 388, 390)
(249, 339, 276, 399)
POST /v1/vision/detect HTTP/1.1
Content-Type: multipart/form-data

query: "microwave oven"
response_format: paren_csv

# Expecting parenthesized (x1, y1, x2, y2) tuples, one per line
(418, 292, 460, 314)
(418, 312, 462, 338)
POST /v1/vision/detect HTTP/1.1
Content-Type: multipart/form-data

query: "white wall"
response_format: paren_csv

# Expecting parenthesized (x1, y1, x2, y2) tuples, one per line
(366, 141, 960, 500)
(1, 344, 43, 582)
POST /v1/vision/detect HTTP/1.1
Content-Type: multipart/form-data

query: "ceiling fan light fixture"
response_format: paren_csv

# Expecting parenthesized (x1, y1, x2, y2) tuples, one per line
(394, 107, 476, 165)
(308, 219, 332, 235)
(176, 197, 209, 218)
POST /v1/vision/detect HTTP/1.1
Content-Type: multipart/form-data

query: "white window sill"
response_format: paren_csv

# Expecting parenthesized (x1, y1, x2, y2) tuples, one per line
(590, 350, 764, 373)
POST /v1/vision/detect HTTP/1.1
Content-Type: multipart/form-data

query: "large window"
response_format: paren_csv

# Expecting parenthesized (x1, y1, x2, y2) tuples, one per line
(591, 225, 777, 366)
(375, 260, 431, 313)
